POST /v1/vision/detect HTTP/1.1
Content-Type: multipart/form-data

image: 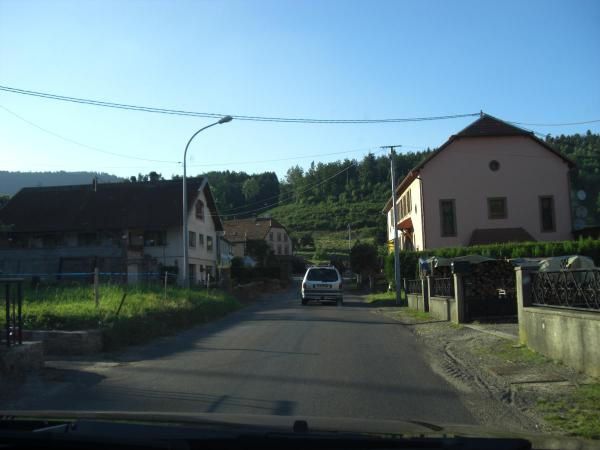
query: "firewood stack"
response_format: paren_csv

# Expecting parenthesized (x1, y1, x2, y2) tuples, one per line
(464, 260, 516, 298)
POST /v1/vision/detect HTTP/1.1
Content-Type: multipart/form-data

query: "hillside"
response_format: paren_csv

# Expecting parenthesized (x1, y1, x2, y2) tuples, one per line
(0, 171, 123, 196)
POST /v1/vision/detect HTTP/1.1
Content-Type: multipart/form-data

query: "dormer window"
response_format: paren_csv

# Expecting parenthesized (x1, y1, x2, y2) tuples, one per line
(195, 200, 205, 220)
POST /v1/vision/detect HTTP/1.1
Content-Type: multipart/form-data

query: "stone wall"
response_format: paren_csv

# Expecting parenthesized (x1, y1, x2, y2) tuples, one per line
(0, 342, 44, 379)
(22, 330, 103, 355)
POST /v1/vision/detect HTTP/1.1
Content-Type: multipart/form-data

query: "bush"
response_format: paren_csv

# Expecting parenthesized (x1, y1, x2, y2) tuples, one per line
(383, 238, 600, 285)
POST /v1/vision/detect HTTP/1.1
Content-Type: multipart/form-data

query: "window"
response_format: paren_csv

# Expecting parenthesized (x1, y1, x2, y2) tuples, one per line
(488, 197, 507, 219)
(198, 233, 204, 247)
(206, 265, 212, 277)
(189, 231, 196, 247)
(540, 196, 556, 232)
(277, 244, 282, 254)
(284, 245, 289, 255)
(439, 199, 457, 237)
(207, 236, 213, 251)
(277, 232, 281, 241)
(143, 230, 166, 246)
(195, 200, 204, 220)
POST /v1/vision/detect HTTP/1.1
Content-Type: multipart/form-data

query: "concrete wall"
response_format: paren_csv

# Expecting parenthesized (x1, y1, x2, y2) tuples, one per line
(407, 293, 421, 310)
(521, 307, 600, 377)
(516, 267, 600, 377)
(428, 297, 459, 322)
(421, 136, 572, 249)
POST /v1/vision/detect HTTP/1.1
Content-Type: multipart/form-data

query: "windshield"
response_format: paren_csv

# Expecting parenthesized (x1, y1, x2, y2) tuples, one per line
(306, 269, 339, 282)
(0, 0, 598, 444)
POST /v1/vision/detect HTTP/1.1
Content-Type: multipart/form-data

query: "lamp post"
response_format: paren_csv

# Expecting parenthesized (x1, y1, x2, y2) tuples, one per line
(182, 115, 232, 288)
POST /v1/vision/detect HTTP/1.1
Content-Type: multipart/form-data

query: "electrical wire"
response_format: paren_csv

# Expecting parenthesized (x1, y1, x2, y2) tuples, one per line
(511, 119, 600, 127)
(1, 102, 432, 169)
(0, 84, 479, 124)
(0, 103, 181, 164)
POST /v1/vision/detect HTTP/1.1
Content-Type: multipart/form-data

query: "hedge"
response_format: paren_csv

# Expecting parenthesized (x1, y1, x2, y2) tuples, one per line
(384, 238, 600, 285)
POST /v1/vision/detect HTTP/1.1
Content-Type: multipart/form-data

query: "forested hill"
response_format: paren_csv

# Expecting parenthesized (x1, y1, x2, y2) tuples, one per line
(545, 131, 600, 228)
(0, 171, 123, 196)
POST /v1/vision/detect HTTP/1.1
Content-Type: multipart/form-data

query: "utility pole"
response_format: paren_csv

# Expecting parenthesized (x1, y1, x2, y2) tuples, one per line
(381, 145, 402, 305)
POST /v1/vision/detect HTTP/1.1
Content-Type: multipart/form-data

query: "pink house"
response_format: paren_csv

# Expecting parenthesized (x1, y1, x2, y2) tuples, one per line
(383, 114, 575, 251)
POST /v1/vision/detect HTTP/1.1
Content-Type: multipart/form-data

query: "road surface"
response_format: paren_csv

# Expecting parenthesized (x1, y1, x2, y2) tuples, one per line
(3, 288, 475, 424)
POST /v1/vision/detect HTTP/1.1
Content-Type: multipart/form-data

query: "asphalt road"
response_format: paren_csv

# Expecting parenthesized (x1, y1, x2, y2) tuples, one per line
(4, 288, 475, 425)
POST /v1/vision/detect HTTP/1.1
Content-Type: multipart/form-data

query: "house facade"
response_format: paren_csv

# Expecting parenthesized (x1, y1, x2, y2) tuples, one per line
(384, 114, 575, 251)
(223, 217, 292, 259)
(0, 178, 224, 285)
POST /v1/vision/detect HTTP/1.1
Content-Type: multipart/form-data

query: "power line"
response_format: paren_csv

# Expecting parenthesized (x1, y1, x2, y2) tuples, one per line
(0, 103, 181, 164)
(511, 118, 600, 127)
(187, 147, 380, 167)
(1, 102, 431, 170)
(0, 84, 480, 124)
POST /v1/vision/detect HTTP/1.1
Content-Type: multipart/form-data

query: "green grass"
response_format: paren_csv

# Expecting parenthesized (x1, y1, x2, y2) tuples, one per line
(473, 341, 548, 365)
(366, 290, 406, 306)
(3, 284, 241, 349)
(537, 383, 600, 440)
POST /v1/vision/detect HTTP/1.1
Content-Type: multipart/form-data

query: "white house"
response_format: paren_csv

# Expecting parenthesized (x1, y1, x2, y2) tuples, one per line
(383, 114, 575, 251)
(0, 178, 224, 285)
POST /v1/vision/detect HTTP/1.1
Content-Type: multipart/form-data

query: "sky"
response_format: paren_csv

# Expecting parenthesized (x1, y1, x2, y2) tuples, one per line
(0, 0, 599, 181)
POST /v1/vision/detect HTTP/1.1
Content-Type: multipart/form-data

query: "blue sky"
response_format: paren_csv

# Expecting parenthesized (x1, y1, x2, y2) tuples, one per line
(0, 0, 599, 181)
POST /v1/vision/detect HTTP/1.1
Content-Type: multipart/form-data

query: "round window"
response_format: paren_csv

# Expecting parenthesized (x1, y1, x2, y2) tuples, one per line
(489, 160, 500, 171)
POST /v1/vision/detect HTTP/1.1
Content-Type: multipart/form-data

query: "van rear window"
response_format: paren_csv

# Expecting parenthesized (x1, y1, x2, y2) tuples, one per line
(306, 269, 338, 282)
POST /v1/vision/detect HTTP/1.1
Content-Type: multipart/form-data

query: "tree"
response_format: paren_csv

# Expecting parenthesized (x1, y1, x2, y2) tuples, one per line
(299, 233, 314, 249)
(350, 242, 379, 289)
(242, 178, 260, 202)
(245, 240, 273, 266)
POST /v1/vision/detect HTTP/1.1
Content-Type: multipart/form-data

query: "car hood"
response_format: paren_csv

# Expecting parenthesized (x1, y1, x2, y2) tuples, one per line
(0, 410, 595, 450)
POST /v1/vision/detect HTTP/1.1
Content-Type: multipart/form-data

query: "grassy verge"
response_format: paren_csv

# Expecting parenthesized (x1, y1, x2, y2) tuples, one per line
(365, 290, 406, 306)
(537, 383, 600, 440)
(473, 340, 548, 365)
(2, 284, 242, 349)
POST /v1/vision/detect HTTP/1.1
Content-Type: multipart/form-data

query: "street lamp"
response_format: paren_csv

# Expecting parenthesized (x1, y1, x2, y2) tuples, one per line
(182, 115, 232, 288)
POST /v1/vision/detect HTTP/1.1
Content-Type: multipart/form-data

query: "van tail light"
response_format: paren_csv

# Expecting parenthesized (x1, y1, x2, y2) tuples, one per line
(339, 281, 343, 289)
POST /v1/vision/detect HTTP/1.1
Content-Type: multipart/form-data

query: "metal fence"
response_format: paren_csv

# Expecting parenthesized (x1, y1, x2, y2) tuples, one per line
(431, 277, 455, 298)
(531, 269, 600, 312)
(1, 278, 23, 346)
(406, 279, 422, 294)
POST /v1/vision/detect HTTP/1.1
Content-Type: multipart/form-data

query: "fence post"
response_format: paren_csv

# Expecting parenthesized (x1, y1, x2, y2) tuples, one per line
(515, 266, 534, 345)
(94, 267, 100, 307)
(424, 276, 432, 312)
(452, 273, 464, 324)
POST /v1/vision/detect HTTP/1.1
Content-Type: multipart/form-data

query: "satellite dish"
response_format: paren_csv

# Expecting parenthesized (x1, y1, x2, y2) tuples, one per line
(574, 219, 586, 231)
(575, 206, 588, 219)
(577, 190, 587, 201)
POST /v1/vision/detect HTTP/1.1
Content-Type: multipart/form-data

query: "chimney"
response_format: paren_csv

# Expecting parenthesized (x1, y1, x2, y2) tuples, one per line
(92, 177, 98, 192)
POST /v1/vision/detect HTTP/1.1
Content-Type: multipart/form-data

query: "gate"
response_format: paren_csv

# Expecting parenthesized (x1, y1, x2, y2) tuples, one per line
(462, 274, 517, 321)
